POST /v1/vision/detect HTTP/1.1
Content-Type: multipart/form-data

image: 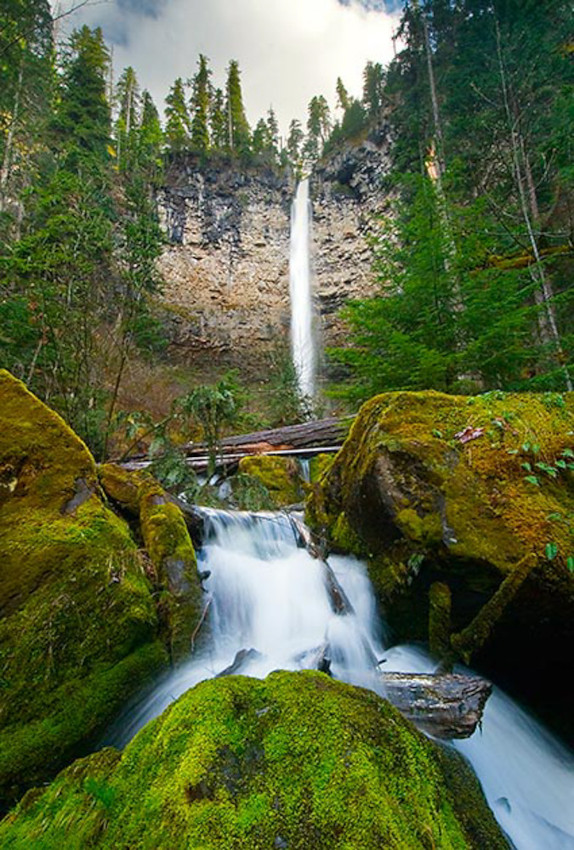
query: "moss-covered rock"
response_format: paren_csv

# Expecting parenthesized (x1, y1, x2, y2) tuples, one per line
(99, 464, 203, 662)
(0, 671, 509, 849)
(0, 372, 169, 806)
(238, 455, 303, 506)
(306, 390, 574, 737)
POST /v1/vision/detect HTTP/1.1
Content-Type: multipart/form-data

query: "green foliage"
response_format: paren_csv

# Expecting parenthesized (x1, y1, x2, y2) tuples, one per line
(164, 77, 190, 153)
(177, 377, 240, 476)
(225, 59, 251, 158)
(190, 54, 211, 153)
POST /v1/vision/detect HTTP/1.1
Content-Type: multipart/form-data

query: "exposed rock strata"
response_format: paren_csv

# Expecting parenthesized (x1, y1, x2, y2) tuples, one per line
(156, 137, 391, 377)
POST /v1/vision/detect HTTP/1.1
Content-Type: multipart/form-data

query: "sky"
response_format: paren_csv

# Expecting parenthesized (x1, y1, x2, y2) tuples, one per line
(52, 0, 400, 138)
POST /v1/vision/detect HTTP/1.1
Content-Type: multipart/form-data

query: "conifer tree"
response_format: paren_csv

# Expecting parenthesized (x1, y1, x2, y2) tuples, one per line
(0, 0, 53, 221)
(190, 54, 211, 154)
(115, 66, 140, 170)
(165, 77, 190, 153)
(55, 26, 111, 161)
(225, 60, 251, 157)
(210, 87, 227, 151)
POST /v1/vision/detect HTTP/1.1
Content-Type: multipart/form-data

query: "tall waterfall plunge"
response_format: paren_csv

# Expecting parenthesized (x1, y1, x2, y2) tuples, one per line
(106, 508, 574, 850)
(289, 179, 316, 399)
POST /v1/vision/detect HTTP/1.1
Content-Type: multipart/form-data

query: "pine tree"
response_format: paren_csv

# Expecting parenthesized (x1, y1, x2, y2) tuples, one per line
(362, 61, 385, 118)
(210, 87, 227, 151)
(0, 0, 53, 222)
(165, 77, 190, 153)
(55, 26, 111, 161)
(190, 54, 211, 154)
(115, 66, 140, 170)
(225, 60, 251, 157)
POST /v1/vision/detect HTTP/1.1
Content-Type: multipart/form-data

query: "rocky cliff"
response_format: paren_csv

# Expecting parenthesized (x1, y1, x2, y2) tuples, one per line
(156, 130, 392, 380)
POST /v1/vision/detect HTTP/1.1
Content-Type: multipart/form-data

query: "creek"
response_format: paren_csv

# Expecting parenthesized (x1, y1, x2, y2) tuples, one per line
(106, 508, 574, 850)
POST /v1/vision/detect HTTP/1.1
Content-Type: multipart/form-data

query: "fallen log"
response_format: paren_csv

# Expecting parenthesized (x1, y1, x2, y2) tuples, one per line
(381, 671, 492, 739)
(183, 417, 354, 456)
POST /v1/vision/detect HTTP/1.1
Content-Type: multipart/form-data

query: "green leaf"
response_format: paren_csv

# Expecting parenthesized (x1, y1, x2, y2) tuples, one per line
(521, 462, 532, 472)
(506, 449, 519, 455)
(561, 448, 574, 458)
(545, 542, 558, 561)
(521, 442, 531, 452)
(532, 444, 541, 455)
(555, 460, 567, 469)
(567, 556, 574, 574)
(524, 475, 540, 486)
(546, 513, 562, 522)
(432, 429, 443, 439)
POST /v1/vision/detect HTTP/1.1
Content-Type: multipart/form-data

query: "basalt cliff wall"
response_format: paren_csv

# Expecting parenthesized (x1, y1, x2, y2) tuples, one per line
(156, 126, 392, 379)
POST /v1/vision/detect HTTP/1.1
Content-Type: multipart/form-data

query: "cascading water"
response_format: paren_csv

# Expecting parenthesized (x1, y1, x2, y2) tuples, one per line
(289, 179, 315, 399)
(108, 509, 574, 850)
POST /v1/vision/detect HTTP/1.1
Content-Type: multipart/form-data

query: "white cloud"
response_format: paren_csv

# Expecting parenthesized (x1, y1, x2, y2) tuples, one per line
(53, 0, 399, 137)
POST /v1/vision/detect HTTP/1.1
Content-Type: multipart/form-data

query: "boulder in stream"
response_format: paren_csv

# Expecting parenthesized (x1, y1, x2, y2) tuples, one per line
(307, 390, 574, 740)
(0, 671, 509, 849)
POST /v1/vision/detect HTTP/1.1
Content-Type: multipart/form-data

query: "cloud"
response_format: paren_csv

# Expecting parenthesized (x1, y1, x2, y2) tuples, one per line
(55, 0, 400, 136)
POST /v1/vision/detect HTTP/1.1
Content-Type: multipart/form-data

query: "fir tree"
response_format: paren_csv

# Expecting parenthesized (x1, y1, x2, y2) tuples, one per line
(190, 54, 211, 154)
(225, 60, 251, 157)
(210, 87, 227, 151)
(165, 77, 190, 153)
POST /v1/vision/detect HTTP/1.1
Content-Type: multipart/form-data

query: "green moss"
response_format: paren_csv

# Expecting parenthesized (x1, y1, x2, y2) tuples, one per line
(0, 671, 508, 849)
(99, 463, 203, 663)
(0, 372, 169, 805)
(306, 390, 574, 661)
(238, 456, 303, 507)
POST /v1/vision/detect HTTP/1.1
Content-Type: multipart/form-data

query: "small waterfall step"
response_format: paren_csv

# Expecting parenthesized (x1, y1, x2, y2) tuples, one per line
(105, 507, 574, 850)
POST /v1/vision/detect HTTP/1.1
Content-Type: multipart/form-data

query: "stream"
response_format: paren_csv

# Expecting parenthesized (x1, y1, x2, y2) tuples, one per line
(106, 508, 574, 850)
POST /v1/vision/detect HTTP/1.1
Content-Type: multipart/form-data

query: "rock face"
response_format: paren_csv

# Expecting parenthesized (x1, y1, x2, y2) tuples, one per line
(156, 137, 391, 378)
(306, 390, 574, 740)
(0, 671, 509, 849)
(0, 372, 201, 806)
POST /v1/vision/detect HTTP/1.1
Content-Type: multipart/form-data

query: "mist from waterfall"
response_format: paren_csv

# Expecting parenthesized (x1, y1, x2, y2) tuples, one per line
(289, 179, 315, 399)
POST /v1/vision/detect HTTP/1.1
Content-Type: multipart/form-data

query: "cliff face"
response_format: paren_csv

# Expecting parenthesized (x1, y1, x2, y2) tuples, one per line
(156, 131, 391, 379)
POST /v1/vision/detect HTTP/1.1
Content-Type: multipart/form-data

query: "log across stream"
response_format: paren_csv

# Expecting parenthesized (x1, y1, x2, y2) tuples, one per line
(104, 508, 574, 850)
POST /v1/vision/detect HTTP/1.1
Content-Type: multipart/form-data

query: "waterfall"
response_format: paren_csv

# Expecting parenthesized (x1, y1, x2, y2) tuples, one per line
(289, 179, 315, 399)
(108, 509, 574, 850)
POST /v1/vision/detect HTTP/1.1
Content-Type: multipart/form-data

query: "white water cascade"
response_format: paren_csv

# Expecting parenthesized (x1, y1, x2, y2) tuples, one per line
(289, 179, 316, 399)
(109, 509, 574, 850)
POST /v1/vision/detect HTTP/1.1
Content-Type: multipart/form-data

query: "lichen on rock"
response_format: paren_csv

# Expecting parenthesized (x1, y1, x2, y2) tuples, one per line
(0, 671, 509, 849)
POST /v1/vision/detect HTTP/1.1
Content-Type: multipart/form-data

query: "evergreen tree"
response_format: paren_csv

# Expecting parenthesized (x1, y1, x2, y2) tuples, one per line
(362, 61, 385, 118)
(115, 66, 140, 170)
(210, 87, 227, 151)
(0, 0, 53, 223)
(225, 60, 251, 157)
(165, 77, 190, 153)
(138, 90, 163, 172)
(190, 54, 211, 154)
(336, 77, 350, 113)
(286, 119, 304, 174)
(55, 26, 111, 161)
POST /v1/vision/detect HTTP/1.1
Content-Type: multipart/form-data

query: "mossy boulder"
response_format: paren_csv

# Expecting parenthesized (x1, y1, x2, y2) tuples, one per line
(0, 373, 170, 806)
(238, 455, 304, 506)
(99, 464, 203, 662)
(0, 671, 508, 849)
(307, 390, 574, 737)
